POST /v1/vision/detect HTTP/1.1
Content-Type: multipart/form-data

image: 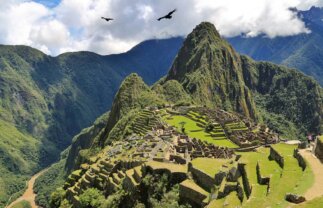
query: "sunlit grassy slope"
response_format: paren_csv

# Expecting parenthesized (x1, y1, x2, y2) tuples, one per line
(164, 115, 238, 148)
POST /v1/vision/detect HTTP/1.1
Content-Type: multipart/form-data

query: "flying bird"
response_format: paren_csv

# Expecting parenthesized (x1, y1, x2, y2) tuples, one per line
(157, 9, 176, 21)
(101, 17, 114, 22)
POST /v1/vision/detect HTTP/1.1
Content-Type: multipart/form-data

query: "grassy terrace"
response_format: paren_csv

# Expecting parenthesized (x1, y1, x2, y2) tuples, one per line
(191, 158, 231, 177)
(181, 179, 209, 196)
(180, 179, 209, 203)
(238, 144, 314, 208)
(145, 161, 187, 173)
(225, 122, 248, 131)
(208, 191, 241, 208)
(163, 115, 238, 148)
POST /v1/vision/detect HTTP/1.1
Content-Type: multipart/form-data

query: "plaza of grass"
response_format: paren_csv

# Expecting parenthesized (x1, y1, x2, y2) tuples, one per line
(162, 111, 239, 148)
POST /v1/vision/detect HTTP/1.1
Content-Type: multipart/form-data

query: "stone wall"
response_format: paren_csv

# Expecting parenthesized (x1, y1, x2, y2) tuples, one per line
(188, 163, 218, 192)
(217, 183, 238, 199)
(238, 163, 252, 199)
(143, 164, 187, 184)
(293, 149, 307, 171)
(256, 162, 271, 195)
(170, 154, 186, 164)
(256, 162, 270, 185)
(179, 183, 208, 208)
(269, 146, 284, 168)
(314, 137, 323, 161)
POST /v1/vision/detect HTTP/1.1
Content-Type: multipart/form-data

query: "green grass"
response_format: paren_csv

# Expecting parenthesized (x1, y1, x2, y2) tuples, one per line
(191, 158, 231, 177)
(293, 196, 323, 208)
(208, 191, 242, 208)
(164, 115, 238, 148)
(318, 135, 323, 143)
(237, 144, 314, 208)
(11, 200, 32, 208)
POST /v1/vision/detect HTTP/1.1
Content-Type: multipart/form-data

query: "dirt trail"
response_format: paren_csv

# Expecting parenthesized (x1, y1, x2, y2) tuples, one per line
(7, 168, 49, 208)
(299, 149, 323, 200)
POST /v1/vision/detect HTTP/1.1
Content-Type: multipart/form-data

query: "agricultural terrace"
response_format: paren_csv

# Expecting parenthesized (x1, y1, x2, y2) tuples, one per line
(163, 111, 238, 148)
(145, 161, 187, 173)
(235, 144, 314, 208)
(208, 191, 242, 208)
(191, 158, 232, 177)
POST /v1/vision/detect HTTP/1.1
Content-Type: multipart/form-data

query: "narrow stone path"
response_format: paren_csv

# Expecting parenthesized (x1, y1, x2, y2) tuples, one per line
(7, 168, 49, 208)
(299, 149, 323, 200)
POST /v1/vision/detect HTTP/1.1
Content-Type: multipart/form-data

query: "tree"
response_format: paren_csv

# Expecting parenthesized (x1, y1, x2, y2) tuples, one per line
(179, 121, 186, 133)
(79, 188, 105, 208)
(205, 122, 214, 132)
(50, 188, 65, 208)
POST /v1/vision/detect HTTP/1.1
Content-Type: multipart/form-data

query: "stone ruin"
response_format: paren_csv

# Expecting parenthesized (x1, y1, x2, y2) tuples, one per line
(170, 135, 235, 165)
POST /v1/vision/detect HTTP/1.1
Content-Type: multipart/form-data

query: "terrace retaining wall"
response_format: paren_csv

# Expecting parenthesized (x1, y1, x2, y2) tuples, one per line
(143, 164, 187, 184)
(238, 163, 252, 198)
(179, 183, 208, 208)
(269, 146, 284, 168)
(188, 163, 218, 192)
(293, 149, 306, 171)
(256, 162, 271, 195)
(314, 138, 323, 161)
(170, 154, 187, 164)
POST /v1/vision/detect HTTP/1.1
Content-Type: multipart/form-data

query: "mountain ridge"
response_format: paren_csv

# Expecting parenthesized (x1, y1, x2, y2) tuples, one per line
(228, 6, 323, 85)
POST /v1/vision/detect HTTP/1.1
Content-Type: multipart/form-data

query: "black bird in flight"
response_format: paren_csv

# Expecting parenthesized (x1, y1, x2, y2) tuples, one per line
(157, 9, 176, 21)
(101, 17, 114, 22)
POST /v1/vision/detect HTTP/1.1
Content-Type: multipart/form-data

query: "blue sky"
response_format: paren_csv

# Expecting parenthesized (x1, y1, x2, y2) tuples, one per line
(0, 0, 322, 55)
(34, 0, 61, 8)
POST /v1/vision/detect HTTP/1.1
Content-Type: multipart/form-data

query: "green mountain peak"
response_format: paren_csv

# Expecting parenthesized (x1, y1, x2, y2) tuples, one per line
(166, 22, 257, 119)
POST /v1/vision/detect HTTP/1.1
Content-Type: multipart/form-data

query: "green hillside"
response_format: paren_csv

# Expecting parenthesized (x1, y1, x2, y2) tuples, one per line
(0, 38, 182, 207)
(1, 20, 322, 208)
(47, 21, 322, 208)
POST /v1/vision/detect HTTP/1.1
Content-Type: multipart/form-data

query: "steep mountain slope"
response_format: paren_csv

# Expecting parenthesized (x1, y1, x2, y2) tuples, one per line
(228, 6, 323, 85)
(164, 22, 322, 137)
(0, 38, 183, 206)
(166, 22, 258, 120)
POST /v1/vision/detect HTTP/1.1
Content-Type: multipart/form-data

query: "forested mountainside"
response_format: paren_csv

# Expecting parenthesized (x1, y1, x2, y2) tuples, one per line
(0, 37, 183, 207)
(43, 22, 322, 208)
(164, 22, 322, 137)
(228, 6, 323, 85)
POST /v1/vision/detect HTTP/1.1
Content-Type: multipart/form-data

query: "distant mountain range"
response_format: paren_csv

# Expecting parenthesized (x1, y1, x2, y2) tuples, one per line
(228, 6, 323, 85)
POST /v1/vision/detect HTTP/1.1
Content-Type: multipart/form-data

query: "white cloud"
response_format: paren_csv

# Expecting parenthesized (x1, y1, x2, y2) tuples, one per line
(0, 0, 322, 55)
